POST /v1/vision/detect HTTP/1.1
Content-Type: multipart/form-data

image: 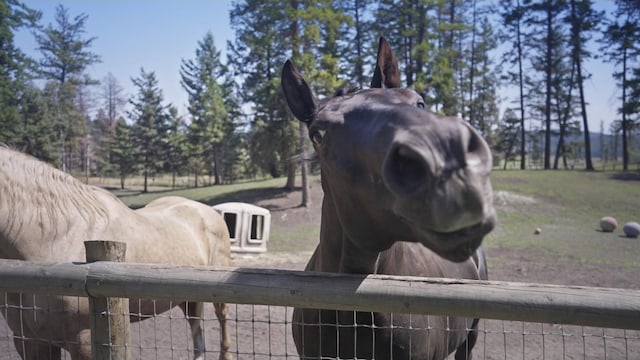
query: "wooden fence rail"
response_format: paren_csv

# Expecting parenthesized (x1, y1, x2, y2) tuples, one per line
(0, 258, 639, 333)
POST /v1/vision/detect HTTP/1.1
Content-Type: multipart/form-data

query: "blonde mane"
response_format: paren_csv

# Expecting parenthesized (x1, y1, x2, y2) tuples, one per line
(0, 148, 112, 246)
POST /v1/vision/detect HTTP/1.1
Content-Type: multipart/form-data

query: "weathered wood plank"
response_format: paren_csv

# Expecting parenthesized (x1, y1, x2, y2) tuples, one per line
(85, 262, 640, 331)
(0, 259, 88, 296)
(1, 259, 639, 331)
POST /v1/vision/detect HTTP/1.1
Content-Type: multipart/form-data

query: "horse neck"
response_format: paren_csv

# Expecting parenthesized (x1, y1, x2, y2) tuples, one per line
(0, 149, 110, 260)
(316, 183, 380, 275)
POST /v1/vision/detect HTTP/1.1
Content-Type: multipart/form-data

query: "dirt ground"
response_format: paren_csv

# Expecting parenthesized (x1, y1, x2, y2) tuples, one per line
(1, 178, 639, 359)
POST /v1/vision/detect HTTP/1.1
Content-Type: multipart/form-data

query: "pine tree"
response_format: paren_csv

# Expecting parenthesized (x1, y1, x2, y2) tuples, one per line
(499, 0, 529, 169)
(34, 4, 100, 171)
(496, 108, 522, 169)
(565, 0, 602, 171)
(0, 0, 40, 150)
(165, 106, 188, 189)
(110, 118, 136, 190)
(181, 32, 234, 185)
(337, 0, 374, 88)
(229, 0, 292, 182)
(128, 68, 169, 193)
(463, 5, 499, 136)
(601, 0, 640, 171)
(524, 0, 568, 169)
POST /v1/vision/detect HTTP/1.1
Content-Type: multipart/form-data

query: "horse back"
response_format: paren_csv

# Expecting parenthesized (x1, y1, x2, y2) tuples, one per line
(131, 196, 231, 267)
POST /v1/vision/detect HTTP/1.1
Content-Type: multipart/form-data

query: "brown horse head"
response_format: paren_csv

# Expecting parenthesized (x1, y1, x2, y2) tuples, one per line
(282, 37, 495, 265)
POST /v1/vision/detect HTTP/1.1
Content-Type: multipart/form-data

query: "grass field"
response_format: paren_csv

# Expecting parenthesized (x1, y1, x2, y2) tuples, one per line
(107, 170, 640, 270)
(487, 170, 640, 268)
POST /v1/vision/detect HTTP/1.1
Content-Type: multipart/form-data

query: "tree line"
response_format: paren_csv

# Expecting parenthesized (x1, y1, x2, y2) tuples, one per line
(1, 0, 639, 198)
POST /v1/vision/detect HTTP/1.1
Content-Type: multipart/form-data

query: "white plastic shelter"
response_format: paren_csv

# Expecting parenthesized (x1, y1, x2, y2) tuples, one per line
(212, 202, 271, 253)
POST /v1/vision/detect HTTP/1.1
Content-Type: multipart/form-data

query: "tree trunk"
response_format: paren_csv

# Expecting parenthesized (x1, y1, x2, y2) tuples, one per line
(354, 0, 364, 88)
(621, 47, 629, 171)
(468, 0, 477, 126)
(543, 5, 553, 170)
(517, 0, 526, 170)
(300, 125, 310, 207)
(285, 160, 296, 190)
(143, 169, 148, 193)
(569, 0, 594, 171)
(213, 148, 221, 185)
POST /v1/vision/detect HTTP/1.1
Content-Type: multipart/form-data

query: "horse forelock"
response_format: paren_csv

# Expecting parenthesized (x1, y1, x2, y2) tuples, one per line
(0, 149, 111, 252)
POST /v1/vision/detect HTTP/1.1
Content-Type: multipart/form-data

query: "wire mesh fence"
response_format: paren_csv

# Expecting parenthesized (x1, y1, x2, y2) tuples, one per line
(2, 299, 639, 359)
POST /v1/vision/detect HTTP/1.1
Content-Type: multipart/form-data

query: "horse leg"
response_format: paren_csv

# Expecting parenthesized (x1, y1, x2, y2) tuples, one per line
(13, 338, 62, 360)
(214, 302, 232, 360)
(454, 318, 480, 360)
(67, 328, 93, 360)
(180, 301, 206, 360)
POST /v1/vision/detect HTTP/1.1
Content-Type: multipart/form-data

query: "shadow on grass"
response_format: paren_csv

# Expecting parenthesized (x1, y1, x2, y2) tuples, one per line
(610, 171, 640, 182)
(199, 186, 300, 208)
(120, 185, 302, 210)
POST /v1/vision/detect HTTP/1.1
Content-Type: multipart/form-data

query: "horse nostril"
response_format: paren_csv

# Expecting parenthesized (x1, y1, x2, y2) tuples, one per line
(467, 130, 481, 154)
(464, 126, 491, 169)
(384, 145, 429, 196)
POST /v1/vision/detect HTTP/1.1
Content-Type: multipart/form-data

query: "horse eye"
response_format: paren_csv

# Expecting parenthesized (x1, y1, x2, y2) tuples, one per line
(310, 129, 325, 145)
(417, 101, 425, 109)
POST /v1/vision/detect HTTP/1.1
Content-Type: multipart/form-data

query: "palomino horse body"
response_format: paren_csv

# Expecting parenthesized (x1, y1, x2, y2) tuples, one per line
(282, 37, 496, 359)
(0, 147, 232, 360)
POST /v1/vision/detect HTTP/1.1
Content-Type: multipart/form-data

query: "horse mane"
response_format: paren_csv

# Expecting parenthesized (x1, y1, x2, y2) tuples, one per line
(332, 83, 360, 98)
(0, 148, 111, 242)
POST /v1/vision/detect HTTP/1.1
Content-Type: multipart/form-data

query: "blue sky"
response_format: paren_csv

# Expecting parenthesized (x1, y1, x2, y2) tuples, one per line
(16, 1, 620, 134)
(17, 1, 235, 119)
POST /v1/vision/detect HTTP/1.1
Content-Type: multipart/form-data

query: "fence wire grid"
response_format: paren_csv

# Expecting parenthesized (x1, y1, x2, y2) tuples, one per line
(1, 297, 639, 360)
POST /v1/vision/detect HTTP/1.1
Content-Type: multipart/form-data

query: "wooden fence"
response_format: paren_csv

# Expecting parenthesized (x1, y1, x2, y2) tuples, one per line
(0, 241, 639, 358)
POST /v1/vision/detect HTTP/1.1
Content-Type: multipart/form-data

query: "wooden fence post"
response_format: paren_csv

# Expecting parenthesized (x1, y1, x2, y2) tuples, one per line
(85, 240, 130, 360)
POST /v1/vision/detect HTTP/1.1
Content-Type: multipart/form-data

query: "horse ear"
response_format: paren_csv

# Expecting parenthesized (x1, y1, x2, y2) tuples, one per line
(281, 59, 318, 124)
(370, 37, 401, 89)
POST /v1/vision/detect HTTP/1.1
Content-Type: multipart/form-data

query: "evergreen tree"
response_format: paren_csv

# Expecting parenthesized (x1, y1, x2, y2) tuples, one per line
(463, 6, 499, 136)
(498, 0, 529, 169)
(110, 118, 136, 189)
(165, 106, 188, 189)
(374, 0, 435, 96)
(229, 0, 291, 182)
(128, 68, 169, 193)
(181, 32, 234, 185)
(601, 0, 640, 171)
(496, 108, 521, 169)
(0, 0, 40, 150)
(34, 4, 100, 171)
(89, 108, 111, 176)
(565, 0, 602, 170)
(524, 0, 568, 169)
(337, 0, 374, 88)
(18, 83, 57, 161)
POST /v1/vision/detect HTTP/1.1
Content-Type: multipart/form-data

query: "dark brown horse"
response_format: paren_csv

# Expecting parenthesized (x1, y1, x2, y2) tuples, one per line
(281, 37, 496, 359)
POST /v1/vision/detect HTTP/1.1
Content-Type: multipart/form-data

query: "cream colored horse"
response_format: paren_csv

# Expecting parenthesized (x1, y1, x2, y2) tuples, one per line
(0, 147, 232, 360)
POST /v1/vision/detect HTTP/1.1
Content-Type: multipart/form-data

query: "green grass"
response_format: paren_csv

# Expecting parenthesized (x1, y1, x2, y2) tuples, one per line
(116, 177, 288, 209)
(107, 170, 640, 268)
(486, 170, 640, 267)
